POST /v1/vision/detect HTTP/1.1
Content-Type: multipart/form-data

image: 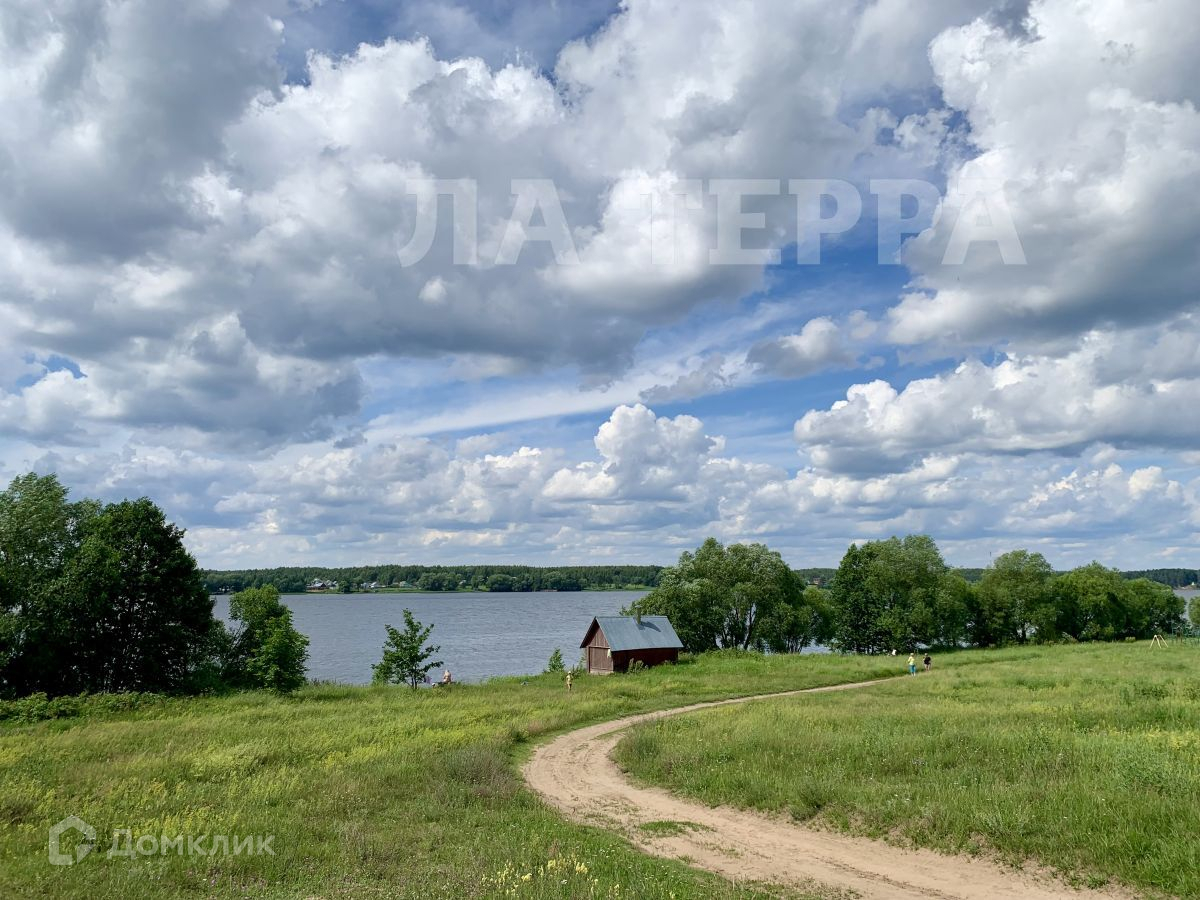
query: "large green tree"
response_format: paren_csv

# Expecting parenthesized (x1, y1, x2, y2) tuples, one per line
(829, 535, 967, 652)
(866, 534, 949, 648)
(0, 475, 221, 696)
(829, 542, 883, 652)
(973, 549, 1055, 645)
(1050, 565, 1184, 642)
(628, 538, 801, 652)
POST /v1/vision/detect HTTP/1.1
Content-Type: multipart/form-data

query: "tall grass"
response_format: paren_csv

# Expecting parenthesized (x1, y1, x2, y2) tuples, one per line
(615, 642, 1200, 898)
(1, 650, 908, 899)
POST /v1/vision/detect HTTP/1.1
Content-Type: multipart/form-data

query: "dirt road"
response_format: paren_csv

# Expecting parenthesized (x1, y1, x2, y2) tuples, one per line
(522, 680, 1131, 899)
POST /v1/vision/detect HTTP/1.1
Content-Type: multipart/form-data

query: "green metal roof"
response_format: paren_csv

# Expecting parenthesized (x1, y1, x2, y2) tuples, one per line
(584, 615, 683, 651)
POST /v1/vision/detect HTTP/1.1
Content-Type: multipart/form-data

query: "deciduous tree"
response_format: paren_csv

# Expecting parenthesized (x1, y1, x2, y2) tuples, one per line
(373, 609, 442, 689)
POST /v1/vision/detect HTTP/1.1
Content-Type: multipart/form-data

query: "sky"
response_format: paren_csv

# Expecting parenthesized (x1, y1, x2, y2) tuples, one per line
(1, 0, 1198, 571)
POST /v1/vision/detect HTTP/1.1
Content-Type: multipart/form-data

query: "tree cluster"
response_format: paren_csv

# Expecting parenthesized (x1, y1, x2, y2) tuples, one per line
(0, 474, 309, 698)
(625, 536, 1190, 658)
(829, 539, 1187, 651)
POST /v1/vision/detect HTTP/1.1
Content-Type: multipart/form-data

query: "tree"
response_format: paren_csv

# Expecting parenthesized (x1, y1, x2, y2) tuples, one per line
(1123, 578, 1185, 637)
(627, 538, 799, 652)
(829, 536, 963, 652)
(1, 480, 221, 697)
(0, 474, 98, 694)
(486, 573, 517, 592)
(1053, 563, 1129, 641)
(373, 609, 442, 689)
(933, 573, 973, 648)
(973, 550, 1055, 645)
(762, 585, 833, 653)
(246, 618, 310, 693)
(866, 535, 949, 648)
(545, 648, 565, 674)
(226, 585, 309, 693)
(829, 543, 885, 653)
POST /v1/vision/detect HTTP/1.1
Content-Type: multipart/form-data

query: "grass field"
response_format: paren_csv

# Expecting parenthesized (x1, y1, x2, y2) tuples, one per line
(615, 642, 1200, 899)
(1, 650, 914, 900)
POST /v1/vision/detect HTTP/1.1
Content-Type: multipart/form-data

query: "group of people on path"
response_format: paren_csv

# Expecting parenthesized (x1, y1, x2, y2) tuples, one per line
(894, 649, 932, 674)
(907, 653, 932, 675)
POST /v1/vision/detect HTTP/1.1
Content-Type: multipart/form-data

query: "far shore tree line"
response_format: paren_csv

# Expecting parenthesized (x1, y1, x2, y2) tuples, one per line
(631, 537, 1196, 654)
(202, 563, 1199, 596)
(3, 471, 1198, 702)
(202, 564, 667, 594)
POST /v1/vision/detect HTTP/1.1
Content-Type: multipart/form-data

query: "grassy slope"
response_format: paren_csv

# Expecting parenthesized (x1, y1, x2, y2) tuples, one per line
(615, 643, 1200, 899)
(1, 651, 917, 900)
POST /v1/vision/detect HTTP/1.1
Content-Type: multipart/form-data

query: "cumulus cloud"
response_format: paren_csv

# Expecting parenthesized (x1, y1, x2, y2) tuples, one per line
(1, 0, 1197, 568)
(886, 0, 1200, 346)
(795, 317, 1200, 474)
(0, 0, 994, 448)
(20, 403, 1193, 570)
(747, 317, 856, 378)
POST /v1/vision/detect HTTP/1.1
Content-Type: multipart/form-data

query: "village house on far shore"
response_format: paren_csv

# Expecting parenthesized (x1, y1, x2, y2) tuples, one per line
(580, 615, 683, 674)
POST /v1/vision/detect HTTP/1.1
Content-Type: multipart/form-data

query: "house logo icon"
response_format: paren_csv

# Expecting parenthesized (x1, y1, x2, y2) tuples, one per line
(48, 815, 96, 866)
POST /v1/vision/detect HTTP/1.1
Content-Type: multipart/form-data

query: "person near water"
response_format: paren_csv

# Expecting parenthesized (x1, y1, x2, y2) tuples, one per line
(923, 653, 932, 672)
(907, 653, 917, 675)
(441, 669, 452, 686)
(565, 671, 573, 693)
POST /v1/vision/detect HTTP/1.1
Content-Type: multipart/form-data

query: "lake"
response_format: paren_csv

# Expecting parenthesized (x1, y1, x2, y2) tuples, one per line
(213, 586, 1198, 685)
(212, 591, 645, 684)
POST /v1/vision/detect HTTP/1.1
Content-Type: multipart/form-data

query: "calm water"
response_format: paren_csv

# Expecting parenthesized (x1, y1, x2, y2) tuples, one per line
(212, 591, 645, 684)
(212, 586, 1197, 685)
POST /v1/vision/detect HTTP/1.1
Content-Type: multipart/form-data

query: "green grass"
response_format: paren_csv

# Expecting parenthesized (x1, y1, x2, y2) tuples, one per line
(0, 650, 914, 899)
(615, 643, 1200, 898)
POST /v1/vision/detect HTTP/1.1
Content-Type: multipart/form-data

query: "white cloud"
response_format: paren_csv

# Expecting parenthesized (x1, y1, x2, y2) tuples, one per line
(9, 402, 1189, 571)
(795, 318, 1200, 473)
(747, 317, 857, 378)
(1, 0, 1197, 570)
(887, 0, 1200, 346)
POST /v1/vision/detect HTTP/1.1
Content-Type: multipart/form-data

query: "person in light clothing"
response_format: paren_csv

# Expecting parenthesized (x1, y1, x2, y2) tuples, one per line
(907, 653, 917, 675)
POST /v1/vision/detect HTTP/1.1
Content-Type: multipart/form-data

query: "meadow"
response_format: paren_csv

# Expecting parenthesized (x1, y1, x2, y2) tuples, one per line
(615, 642, 1200, 899)
(2, 650, 912, 899)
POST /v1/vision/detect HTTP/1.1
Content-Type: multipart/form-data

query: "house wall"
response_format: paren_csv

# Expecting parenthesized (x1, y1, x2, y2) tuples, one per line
(584, 626, 613, 673)
(611, 647, 679, 672)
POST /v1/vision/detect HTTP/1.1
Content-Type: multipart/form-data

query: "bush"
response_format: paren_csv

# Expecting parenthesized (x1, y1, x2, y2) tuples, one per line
(0, 691, 168, 724)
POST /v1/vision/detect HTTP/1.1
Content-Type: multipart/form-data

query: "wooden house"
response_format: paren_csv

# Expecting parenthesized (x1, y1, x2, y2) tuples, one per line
(579, 615, 683, 674)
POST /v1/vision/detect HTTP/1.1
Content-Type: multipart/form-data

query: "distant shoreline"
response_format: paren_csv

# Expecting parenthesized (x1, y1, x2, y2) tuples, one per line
(210, 586, 654, 596)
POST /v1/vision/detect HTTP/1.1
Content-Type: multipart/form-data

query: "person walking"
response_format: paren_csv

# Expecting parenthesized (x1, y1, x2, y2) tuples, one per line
(565, 671, 573, 693)
(923, 653, 932, 672)
(907, 653, 917, 676)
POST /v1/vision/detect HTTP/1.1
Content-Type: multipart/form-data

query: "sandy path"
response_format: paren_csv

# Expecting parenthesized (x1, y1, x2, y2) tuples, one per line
(523, 680, 1132, 899)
